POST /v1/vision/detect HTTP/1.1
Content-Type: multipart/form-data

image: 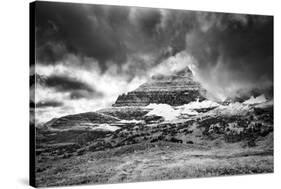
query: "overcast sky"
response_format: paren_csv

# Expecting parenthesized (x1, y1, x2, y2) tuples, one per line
(33, 1, 273, 123)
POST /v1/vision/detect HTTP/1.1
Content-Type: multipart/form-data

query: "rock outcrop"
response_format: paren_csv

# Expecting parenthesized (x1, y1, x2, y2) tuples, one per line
(113, 68, 206, 107)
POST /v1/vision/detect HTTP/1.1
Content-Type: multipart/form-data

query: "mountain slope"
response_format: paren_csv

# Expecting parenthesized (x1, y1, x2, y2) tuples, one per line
(44, 112, 120, 129)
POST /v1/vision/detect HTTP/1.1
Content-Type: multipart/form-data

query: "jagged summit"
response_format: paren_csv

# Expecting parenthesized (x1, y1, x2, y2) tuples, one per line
(113, 68, 206, 107)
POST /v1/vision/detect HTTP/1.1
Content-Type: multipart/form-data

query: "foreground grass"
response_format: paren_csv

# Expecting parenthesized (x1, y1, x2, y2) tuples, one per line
(36, 141, 273, 187)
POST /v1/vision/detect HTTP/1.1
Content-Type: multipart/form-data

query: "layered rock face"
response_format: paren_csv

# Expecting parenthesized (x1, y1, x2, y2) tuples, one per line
(113, 68, 206, 107)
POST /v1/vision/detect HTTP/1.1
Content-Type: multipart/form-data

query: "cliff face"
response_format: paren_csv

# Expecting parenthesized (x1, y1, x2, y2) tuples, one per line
(113, 68, 206, 107)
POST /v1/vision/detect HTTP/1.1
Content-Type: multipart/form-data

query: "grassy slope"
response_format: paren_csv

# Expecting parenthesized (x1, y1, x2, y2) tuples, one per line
(36, 136, 273, 187)
(35, 104, 273, 187)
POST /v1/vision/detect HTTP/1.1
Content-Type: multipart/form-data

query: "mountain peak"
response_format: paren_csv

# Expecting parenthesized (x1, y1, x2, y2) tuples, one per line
(113, 68, 206, 107)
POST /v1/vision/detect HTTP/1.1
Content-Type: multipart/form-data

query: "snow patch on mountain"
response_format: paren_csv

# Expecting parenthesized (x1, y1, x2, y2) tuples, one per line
(146, 104, 179, 121)
(145, 95, 271, 120)
(92, 124, 120, 132)
(178, 99, 220, 109)
(119, 119, 144, 124)
(243, 94, 267, 105)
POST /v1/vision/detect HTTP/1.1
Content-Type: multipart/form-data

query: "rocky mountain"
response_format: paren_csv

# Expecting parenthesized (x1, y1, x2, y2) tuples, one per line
(113, 68, 206, 107)
(36, 96, 273, 187)
(36, 67, 273, 187)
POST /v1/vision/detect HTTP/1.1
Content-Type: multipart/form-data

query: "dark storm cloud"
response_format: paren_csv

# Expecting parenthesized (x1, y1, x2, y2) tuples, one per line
(35, 1, 273, 100)
(184, 13, 273, 99)
(186, 14, 273, 80)
(40, 74, 104, 99)
(35, 1, 129, 67)
(36, 100, 63, 108)
(70, 90, 103, 100)
(44, 75, 94, 93)
(34, 2, 194, 72)
(131, 8, 162, 37)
